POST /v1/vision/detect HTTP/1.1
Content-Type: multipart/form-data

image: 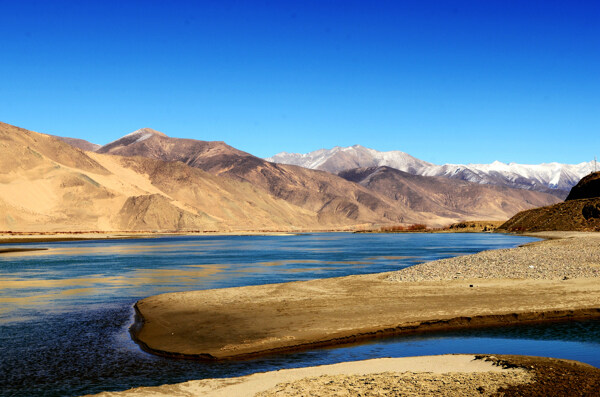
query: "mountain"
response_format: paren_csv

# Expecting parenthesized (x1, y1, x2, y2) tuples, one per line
(268, 146, 594, 197)
(96, 129, 451, 226)
(267, 145, 431, 174)
(419, 161, 591, 198)
(338, 166, 561, 221)
(51, 135, 101, 152)
(500, 172, 600, 232)
(0, 122, 351, 232)
(3, 122, 455, 231)
(70, 127, 561, 227)
(5, 122, 565, 232)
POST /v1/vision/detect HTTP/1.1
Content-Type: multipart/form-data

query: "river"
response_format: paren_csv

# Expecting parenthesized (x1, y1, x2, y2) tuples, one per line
(1, 233, 599, 396)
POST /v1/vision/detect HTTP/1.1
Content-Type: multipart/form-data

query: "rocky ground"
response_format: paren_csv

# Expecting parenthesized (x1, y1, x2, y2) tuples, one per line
(388, 232, 600, 282)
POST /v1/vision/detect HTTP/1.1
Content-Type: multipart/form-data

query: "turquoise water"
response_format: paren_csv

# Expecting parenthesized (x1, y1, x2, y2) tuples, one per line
(1, 233, 599, 396)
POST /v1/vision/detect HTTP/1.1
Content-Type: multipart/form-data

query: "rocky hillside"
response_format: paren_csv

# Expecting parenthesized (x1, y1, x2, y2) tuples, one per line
(95, 129, 455, 226)
(566, 172, 600, 201)
(43, 125, 565, 229)
(500, 172, 600, 232)
(0, 122, 334, 232)
(269, 145, 594, 197)
(339, 166, 561, 221)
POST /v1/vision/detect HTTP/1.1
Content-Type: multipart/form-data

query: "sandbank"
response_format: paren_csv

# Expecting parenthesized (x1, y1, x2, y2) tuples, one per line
(88, 354, 600, 396)
(131, 232, 600, 360)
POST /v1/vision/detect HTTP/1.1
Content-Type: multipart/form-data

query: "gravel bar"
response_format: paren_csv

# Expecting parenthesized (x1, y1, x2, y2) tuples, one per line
(388, 233, 600, 282)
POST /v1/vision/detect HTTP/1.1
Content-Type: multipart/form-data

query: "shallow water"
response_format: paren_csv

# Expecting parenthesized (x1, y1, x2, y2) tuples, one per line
(1, 233, 599, 396)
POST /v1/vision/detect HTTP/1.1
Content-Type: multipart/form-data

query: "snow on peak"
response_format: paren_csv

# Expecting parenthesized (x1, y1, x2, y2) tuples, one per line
(266, 145, 595, 192)
(124, 128, 167, 138)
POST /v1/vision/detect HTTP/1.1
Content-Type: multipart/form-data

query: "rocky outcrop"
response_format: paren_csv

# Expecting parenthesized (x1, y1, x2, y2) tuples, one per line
(500, 172, 600, 232)
(566, 172, 600, 201)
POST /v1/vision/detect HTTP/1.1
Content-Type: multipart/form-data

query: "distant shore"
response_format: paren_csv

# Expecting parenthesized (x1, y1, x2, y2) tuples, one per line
(0, 230, 320, 245)
(0, 221, 517, 245)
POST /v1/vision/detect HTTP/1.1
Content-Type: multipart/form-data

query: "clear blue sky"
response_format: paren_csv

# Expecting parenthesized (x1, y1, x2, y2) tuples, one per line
(1, 0, 598, 164)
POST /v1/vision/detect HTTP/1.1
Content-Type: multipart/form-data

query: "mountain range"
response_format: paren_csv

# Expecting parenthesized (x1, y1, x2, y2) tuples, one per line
(0, 122, 563, 232)
(267, 145, 595, 198)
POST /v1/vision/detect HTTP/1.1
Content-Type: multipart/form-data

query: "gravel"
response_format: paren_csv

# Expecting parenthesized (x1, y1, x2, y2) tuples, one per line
(256, 370, 532, 397)
(388, 233, 600, 282)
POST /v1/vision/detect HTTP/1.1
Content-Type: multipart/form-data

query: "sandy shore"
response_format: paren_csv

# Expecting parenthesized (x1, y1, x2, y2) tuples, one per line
(131, 232, 600, 360)
(0, 230, 308, 245)
(88, 354, 600, 396)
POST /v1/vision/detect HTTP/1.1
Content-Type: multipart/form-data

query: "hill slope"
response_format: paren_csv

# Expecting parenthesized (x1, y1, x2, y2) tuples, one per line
(500, 172, 600, 232)
(96, 129, 445, 226)
(566, 172, 600, 201)
(339, 166, 561, 221)
(0, 122, 333, 232)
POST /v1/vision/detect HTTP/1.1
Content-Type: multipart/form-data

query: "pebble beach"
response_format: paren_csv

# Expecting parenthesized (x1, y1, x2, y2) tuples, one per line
(389, 232, 600, 282)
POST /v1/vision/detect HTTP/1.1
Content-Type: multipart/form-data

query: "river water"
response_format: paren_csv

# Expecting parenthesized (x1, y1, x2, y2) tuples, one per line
(1, 233, 599, 396)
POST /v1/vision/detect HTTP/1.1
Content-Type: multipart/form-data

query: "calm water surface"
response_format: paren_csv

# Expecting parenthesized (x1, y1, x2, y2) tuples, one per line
(1, 233, 599, 396)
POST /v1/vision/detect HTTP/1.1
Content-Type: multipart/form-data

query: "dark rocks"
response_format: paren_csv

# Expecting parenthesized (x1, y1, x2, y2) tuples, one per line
(566, 172, 600, 201)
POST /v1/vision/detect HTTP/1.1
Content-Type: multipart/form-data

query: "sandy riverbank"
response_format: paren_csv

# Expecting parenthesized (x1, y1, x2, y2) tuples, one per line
(0, 230, 311, 245)
(131, 231, 600, 360)
(88, 354, 600, 396)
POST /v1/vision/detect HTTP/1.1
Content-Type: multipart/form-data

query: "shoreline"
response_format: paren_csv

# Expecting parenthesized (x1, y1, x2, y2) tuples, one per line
(88, 354, 600, 396)
(0, 230, 312, 245)
(0, 225, 551, 245)
(130, 231, 600, 361)
(130, 307, 600, 361)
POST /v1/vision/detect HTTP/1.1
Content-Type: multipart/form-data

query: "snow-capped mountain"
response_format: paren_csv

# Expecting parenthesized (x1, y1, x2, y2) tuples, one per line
(266, 144, 432, 174)
(267, 146, 596, 195)
(97, 128, 167, 154)
(420, 161, 593, 193)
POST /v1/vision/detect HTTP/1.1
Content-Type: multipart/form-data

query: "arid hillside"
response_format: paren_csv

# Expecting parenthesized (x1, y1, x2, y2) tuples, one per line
(95, 128, 452, 226)
(500, 172, 600, 232)
(338, 166, 561, 221)
(0, 122, 327, 231)
(566, 172, 600, 201)
(1, 121, 569, 232)
(94, 128, 564, 227)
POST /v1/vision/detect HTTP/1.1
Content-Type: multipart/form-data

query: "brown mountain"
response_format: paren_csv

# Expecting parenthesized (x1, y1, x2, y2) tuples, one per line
(500, 172, 600, 232)
(96, 128, 446, 226)
(51, 135, 101, 152)
(338, 166, 562, 221)
(4, 121, 565, 232)
(0, 122, 331, 232)
(96, 128, 567, 227)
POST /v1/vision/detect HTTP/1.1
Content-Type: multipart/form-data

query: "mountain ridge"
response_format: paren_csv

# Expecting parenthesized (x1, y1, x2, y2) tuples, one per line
(87, 127, 561, 226)
(4, 122, 562, 231)
(339, 166, 561, 221)
(268, 145, 594, 196)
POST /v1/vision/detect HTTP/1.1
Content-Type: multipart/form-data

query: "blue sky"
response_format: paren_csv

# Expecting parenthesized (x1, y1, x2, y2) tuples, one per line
(0, 0, 598, 164)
